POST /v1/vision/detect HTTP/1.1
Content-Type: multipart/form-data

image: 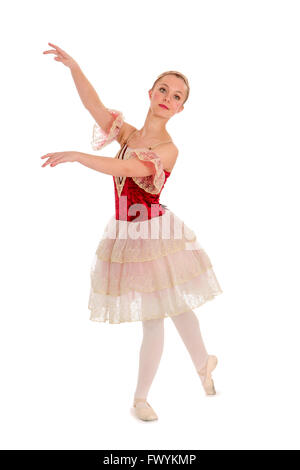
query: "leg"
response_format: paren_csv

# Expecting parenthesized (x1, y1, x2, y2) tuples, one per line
(134, 317, 164, 404)
(170, 309, 209, 372)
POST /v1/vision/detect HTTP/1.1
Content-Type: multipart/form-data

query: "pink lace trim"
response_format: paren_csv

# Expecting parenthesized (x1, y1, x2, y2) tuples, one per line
(91, 109, 124, 150)
(128, 150, 166, 194)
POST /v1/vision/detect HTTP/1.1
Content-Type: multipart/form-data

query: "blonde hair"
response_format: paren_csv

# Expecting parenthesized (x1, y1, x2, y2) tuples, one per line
(151, 70, 190, 105)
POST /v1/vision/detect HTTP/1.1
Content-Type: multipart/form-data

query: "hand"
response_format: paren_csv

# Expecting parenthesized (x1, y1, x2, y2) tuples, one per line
(42, 42, 78, 70)
(41, 151, 79, 167)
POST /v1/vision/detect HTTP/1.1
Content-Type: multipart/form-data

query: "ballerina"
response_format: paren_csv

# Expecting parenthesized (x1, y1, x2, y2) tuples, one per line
(41, 42, 223, 421)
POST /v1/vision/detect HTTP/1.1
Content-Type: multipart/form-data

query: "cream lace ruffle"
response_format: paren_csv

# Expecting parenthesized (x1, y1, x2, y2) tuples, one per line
(127, 150, 166, 194)
(88, 267, 223, 324)
(88, 210, 223, 323)
(90, 244, 213, 296)
(91, 108, 124, 151)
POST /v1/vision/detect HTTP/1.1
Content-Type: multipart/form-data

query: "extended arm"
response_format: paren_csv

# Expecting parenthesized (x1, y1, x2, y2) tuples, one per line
(76, 145, 178, 176)
(76, 152, 155, 177)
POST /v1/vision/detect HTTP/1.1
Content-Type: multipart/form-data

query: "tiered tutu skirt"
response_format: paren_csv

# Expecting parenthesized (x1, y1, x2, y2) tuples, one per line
(88, 209, 223, 324)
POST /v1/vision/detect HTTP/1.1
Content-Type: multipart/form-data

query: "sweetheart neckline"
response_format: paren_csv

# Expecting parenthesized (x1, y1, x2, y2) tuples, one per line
(125, 146, 172, 175)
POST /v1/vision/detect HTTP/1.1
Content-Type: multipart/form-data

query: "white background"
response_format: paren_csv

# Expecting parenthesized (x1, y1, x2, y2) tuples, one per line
(1, 0, 299, 450)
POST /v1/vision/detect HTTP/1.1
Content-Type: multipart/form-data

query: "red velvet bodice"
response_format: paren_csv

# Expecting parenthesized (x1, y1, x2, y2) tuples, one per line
(113, 159, 171, 221)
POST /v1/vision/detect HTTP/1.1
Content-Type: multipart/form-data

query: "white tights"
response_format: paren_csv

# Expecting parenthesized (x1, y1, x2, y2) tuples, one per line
(134, 309, 209, 400)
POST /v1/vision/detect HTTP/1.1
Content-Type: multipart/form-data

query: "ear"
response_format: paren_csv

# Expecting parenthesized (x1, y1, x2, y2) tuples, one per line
(177, 105, 184, 114)
(148, 89, 152, 100)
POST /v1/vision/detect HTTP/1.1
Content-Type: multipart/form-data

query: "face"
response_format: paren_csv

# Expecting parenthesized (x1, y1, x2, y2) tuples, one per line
(149, 75, 187, 116)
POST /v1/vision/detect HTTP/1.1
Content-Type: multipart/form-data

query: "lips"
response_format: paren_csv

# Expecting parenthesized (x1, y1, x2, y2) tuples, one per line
(159, 104, 168, 109)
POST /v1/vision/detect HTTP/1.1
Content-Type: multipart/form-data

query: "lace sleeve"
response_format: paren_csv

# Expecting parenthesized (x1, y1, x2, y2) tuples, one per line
(128, 150, 166, 194)
(91, 108, 124, 150)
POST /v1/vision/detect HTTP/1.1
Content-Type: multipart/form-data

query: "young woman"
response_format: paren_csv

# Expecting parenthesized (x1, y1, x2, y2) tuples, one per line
(42, 43, 223, 422)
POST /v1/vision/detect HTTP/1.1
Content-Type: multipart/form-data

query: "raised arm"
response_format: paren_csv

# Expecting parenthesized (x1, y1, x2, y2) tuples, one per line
(70, 64, 112, 124)
(43, 42, 113, 132)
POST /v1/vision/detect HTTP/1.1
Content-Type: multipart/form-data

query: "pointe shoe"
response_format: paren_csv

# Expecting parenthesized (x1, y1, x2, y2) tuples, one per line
(197, 355, 218, 395)
(132, 398, 158, 421)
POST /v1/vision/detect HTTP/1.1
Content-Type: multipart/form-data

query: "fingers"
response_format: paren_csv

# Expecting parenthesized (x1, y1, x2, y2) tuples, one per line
(41, 153, 58, 167)
(41, 153, 54, 159)
(41, 156, 52, 167)
(43, 49, 63, 59)
(41, 159, 58, 167)
(43, 50, 60, 55)
(41, 152, 67, 168)
(42, 50, 63, 63)
(47, 42, 69, 58)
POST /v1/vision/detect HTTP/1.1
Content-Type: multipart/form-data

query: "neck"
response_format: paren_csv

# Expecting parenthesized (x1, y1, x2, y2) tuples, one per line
(139, 107, 170, 139)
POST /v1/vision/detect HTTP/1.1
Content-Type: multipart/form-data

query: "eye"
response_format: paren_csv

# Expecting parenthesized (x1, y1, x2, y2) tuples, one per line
(159, 87, 181, 100)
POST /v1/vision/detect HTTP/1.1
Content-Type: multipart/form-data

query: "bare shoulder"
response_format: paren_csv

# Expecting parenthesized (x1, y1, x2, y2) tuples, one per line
(115, 122, 137, 147)
(155, 142, 179, 173)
